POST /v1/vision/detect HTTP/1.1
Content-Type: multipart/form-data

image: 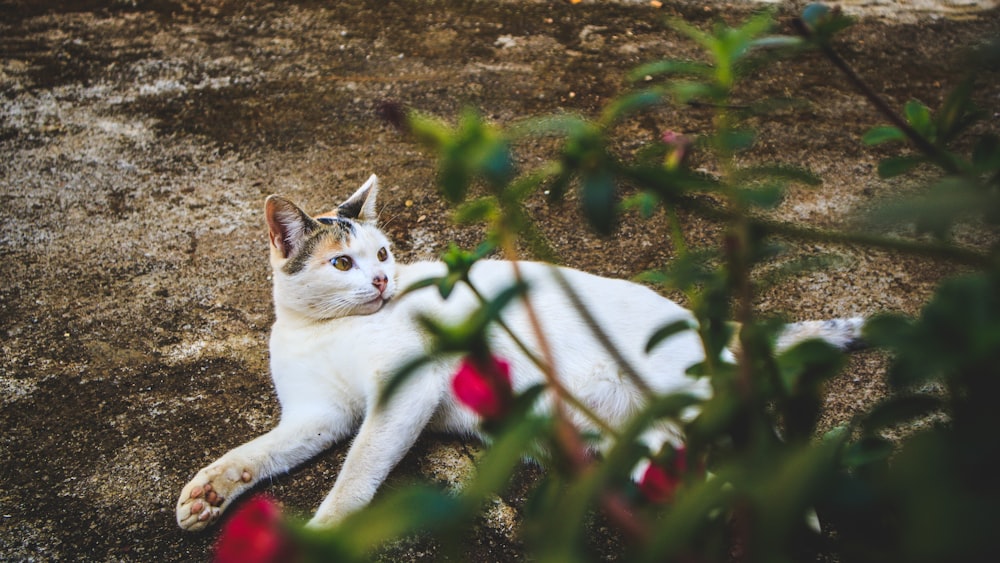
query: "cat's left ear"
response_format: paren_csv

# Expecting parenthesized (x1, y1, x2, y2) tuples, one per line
(337, 174, 378, 223)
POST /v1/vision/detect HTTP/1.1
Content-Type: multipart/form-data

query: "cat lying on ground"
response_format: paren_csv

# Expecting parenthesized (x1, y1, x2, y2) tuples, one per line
(176, 174, 863, 531)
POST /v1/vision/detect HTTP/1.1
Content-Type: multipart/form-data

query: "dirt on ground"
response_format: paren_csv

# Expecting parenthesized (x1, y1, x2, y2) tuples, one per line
(1, 0, 998, 561)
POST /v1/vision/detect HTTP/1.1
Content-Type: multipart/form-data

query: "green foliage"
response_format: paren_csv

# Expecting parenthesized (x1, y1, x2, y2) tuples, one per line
(861, 49, 998, 240)
(276, 5, 1000, 562)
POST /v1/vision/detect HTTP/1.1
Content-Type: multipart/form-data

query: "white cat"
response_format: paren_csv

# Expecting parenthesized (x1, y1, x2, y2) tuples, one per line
(176, 174, 863, 531)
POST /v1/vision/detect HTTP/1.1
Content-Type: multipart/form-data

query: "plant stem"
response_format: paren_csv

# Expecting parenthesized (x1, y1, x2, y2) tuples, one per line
(792, 18, 960, 175)
(549, 266, 655, 397)
(465, 281, 620, 438)
(680, 194, 992, 268)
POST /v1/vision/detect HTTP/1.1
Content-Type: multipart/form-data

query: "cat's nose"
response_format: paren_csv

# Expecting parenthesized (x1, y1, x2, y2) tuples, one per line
(372, 274, 388, 295)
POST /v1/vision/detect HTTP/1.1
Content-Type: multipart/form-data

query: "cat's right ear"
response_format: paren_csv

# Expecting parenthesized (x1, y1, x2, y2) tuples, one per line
(265, 195, 318, 259)
(337, 174, 379, 223)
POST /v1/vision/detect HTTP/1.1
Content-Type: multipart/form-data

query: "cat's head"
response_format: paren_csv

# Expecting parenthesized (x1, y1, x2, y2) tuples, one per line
(265, 174, 396, 321)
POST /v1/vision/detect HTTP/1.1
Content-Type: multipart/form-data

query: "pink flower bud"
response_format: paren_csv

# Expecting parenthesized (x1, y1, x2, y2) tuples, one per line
(661, 130, 691, 171)
(214, 495, 296, 563)
(451, 355, 513, 420)
(661, 130, 683, 145)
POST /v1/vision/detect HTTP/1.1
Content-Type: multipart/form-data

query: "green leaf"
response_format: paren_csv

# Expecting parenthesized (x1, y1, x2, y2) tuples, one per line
(741, 10, 777, 36)
(776, 339, 845, 395)
(545, 166, 573, 203)
(646, 319, 696, 354)
(669, 18, 715, 52)
(801, 3, 855, 40)
(969, 35, 1000, 70)
(627, 60, 714, 82)
(464, 412, 550, 501)
(863, 125, 907, 146)
(801, 3, 831, 29)
(439, 144, 471, 203)
(508, 113, 591, 140)
(936, 77, 981, 143)
(600, 88, 666, 126)
(407, 111, 453, 149)
(640, 476, 730, 562)
(581, 166, 617, 236)
(736, 184, 784, 208)
(972, 134, 1000, 173)
(474, 281, 529, 333)
(841, 436, 893, 469)
(454, 197, 498, 224)
(479, 139, 516, 190)
(399, 276, 441, 296)
(378, 355, 434, 409)
(755, 253, 848, 292)
(668, 80, 721, 104)
(753, 444, 842, 547)
(717, 129, 755, 153)
(862, 395, 945, 434)
(877, 155, 925, 178)
(637, 249, 719, 292)
(298, 487, 460, 561)
(562, 125, 603, 165)
(822, 424, 849, 444)
(904, 99, 935, 139)
(620, 191, 660, 219)
(749, 35, 804, 51)
(735, 164, 822, 186)
(867, 176, 984, 238)
(862, 313, 913, 350)
(747, 96, 812, 116)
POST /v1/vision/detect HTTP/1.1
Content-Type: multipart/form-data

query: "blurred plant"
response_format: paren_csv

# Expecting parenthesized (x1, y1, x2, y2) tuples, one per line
(214, 495, 298, 563)
(451, 355, 514, 420)
(218, 4, 999, 562)
(638, 445, 690, 504)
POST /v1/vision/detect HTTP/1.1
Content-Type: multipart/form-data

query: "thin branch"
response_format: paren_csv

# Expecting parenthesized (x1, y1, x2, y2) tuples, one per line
(686, 100, 752, 111)
(465, 281, 620, 438)
(792, 18, 960, 175)
(549, 266, 655, 397)
(679, 194, 992, 268)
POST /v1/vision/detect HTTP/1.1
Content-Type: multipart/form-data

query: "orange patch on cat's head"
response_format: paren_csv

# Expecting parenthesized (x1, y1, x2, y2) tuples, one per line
(279, 220, 355, 275)
(314, 210, 340, 222)
(311, 233, 351, 262)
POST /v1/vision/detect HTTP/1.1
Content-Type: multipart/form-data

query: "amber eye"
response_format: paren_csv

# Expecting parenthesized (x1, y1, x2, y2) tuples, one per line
(377, 247, 389, 262)
(331, 256, 353, 271)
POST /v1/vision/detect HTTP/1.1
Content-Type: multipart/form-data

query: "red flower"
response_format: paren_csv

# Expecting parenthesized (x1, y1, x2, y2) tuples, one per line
(214, 495, 296, 563)
(451, 355, 513, 420)
(639, 446, 687, 504)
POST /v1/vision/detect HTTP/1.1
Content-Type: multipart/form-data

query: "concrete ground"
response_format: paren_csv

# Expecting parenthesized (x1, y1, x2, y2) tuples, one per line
(2, 0, 998, 560)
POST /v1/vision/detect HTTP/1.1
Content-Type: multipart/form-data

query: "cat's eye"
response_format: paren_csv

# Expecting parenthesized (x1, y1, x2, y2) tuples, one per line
(377, 247, 389, 262)
(331, 256, 353, 271)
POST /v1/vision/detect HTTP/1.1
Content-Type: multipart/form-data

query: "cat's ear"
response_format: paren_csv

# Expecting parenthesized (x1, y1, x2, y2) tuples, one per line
(265, 195, 319, 259)
(337, 174, 378, 223)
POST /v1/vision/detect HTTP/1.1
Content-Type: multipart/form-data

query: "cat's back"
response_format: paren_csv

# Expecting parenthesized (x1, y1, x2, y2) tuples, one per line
(467, 259, 689, 319)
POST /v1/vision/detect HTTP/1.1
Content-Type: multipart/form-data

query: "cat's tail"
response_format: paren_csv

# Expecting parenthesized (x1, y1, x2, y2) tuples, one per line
(727, 317, 866, 355)
(774, 317, 867, 352)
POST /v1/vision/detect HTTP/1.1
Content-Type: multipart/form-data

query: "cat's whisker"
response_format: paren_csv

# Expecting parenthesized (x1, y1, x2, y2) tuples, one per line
(378, 212, 398, 229)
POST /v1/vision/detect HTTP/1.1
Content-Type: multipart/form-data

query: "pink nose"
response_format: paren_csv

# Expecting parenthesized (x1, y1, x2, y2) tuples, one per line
(373, 275, 388, 295)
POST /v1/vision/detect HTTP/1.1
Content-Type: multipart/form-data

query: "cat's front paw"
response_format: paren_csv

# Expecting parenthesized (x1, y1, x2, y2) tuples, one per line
(304, 510, 346, 531)
(176, 462, 254, 532)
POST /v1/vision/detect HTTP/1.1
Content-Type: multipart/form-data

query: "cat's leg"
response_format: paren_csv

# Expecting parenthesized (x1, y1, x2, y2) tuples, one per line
(305, 377, 443, 528)
(176, 413, 350, 532)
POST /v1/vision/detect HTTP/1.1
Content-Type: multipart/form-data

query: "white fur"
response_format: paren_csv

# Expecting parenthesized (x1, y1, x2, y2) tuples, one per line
(176, 175, 859, 531)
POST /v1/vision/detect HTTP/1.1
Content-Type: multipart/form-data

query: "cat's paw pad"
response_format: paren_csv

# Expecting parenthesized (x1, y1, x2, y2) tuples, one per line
(176, 465, 253, 532)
